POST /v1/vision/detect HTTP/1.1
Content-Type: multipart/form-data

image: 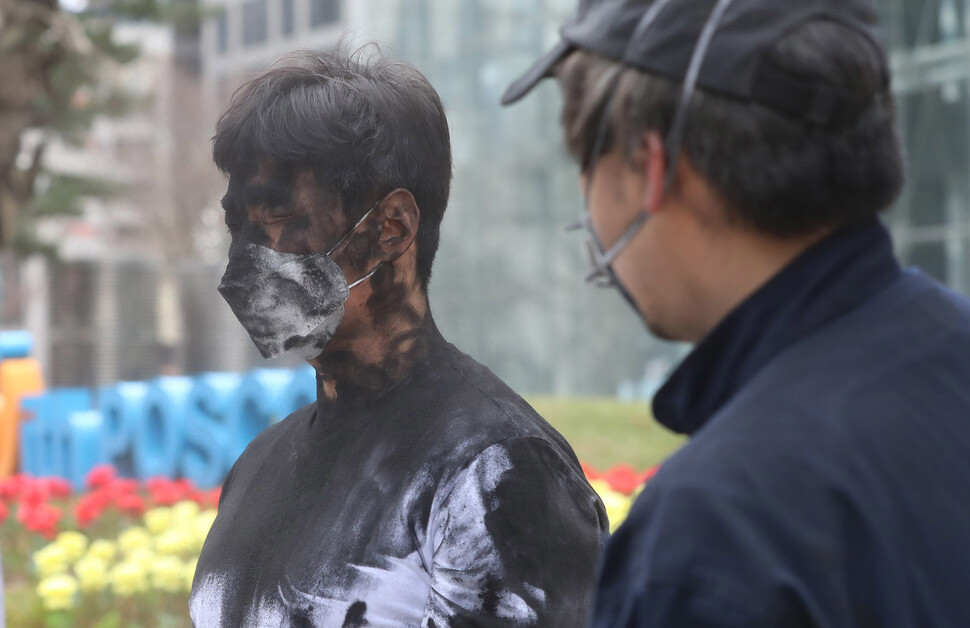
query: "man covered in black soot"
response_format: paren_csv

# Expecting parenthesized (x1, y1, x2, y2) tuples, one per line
(503, 0, 970, 626)
(189, 48, 608, 627)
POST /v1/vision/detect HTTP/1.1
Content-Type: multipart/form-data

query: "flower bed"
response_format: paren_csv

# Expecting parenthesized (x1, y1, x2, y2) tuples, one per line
(2, 463, 653, 627)
(2, 466, 219, 627)
(582, 462, 657, 532)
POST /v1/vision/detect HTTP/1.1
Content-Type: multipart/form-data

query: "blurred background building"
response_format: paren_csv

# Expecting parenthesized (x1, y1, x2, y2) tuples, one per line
(3, 0, 969, 397)
(880, 0, 970, 296)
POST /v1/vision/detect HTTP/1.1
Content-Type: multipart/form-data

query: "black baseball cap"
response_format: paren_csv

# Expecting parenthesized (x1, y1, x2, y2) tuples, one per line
(501, 0, 889, 127)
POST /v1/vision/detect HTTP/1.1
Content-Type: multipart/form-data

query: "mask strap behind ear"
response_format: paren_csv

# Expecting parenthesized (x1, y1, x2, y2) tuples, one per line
(662, 0, 736, 192)
(327, 200, 381, 257)
(347, 263, 383, 289)
(574, 0, 677, 256)
(582, 0, 677, 204)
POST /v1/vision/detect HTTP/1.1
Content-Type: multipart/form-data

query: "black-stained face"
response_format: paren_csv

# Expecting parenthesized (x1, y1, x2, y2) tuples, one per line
(222, 164, 385, 288)
(222, 164, 349, 258)
(220, 161, 429, 398)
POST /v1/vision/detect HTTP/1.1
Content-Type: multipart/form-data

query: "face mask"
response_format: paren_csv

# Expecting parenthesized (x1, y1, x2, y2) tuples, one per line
(218, 205, 380, 360)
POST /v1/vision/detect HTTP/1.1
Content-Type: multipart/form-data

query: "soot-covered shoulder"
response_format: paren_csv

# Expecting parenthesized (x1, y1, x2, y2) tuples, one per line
(240, 401, 314, 459)
(426, 349, 575, 451)
(219, 401, 316, 502)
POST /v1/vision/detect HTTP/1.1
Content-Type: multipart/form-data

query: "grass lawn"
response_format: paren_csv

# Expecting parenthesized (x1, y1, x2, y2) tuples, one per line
(527, 396, 685, 471)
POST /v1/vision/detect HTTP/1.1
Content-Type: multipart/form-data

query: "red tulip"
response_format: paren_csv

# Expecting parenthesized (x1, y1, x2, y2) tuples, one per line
(0, 475, 25, 501)
(17, 502, 62, 539)
(146, 477, 195, 505)
(74, 490, 111, 527)
(113, 492, 146, 517)
(602, 464, 642, 495)
(639, 465, 659, 484)
(20, 478, 52, 507)
(581, 461, 601, 481)
(85, 464, 117, 489)
(108, 478, 139, 495)
(45, 477, 72, 499)
(201, 486, 221, 509)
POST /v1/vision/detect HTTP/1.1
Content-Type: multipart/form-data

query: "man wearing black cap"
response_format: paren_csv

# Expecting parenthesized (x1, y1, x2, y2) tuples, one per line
(504, 0, 970, 626)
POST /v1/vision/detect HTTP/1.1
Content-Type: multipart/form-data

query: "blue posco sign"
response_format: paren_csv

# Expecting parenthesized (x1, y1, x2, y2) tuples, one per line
(18, 367, 316, 489)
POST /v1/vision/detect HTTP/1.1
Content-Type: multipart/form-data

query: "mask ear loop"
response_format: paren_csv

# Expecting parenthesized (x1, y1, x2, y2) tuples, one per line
(662, 0, 735, 192)
(566, 0, 675, 232)
(575, 0, 737, 290)
(327, 200, 381, 257)
(326, 199, 385, 288)
(347, 264, 382, 289)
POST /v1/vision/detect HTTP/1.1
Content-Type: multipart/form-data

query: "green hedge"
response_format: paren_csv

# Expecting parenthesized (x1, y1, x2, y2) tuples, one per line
(527, 397, 684, 471)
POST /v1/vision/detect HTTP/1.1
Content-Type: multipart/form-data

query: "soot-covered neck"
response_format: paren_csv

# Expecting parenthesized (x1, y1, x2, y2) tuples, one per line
(311, 269, 443, 406)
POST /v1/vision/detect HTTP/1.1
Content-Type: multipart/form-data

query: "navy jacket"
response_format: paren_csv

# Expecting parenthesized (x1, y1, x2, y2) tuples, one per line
(593, 218, 970, 627)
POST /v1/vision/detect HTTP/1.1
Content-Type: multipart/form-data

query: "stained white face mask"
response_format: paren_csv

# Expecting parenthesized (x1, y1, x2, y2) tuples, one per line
(218, 205, 380, 360)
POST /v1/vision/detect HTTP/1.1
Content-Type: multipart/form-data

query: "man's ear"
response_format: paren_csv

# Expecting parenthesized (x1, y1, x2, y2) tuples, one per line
(373, 188, 420, 263)
(641, 130, 667, 215)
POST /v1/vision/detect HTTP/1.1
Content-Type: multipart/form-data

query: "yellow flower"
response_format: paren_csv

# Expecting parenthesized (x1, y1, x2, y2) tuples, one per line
(144, 507, 174, 535)
(184, 558, 198, 593)
(588, 479, 612, 496)
(156, 527, 194, 556)
(603, 495, 632, 532)
(127, 548, 155, 572)
(74, 556, 109, 593)
(171, 500, 200, 521)
(55, 530, 89, 561)
(195, 509, 217, 539)
(151, 556, 187, 593)
(590, 479, 632, 532)
(86, 539, 117, 563)
(117, 526, 152, 555)
(37, 574, 78, 610)
(109, 560, 149, 596)
(184, 511, 216, 554)
(33, 543, 71, 578)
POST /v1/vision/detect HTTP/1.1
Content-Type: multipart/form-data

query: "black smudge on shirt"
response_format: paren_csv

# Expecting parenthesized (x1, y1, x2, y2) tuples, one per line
(342, 601, 367, 627)
(480, 574, 500, 616)
(289, 606, 313, 627)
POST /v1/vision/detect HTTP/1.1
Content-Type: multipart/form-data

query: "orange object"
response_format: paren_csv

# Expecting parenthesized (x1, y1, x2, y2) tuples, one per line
(0, 358, 45, 477)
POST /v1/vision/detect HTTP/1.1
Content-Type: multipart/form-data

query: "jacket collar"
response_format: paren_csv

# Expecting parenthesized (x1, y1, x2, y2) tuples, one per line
(653, 217, 901, 435)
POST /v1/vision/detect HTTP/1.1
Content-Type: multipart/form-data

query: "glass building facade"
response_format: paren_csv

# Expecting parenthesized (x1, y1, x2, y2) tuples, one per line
(881, 0, 970, 295)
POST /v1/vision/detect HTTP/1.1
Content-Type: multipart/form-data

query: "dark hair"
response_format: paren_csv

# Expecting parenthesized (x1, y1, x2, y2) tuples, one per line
(213, 47, 453, 289)
(557, 20, 904, 237)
